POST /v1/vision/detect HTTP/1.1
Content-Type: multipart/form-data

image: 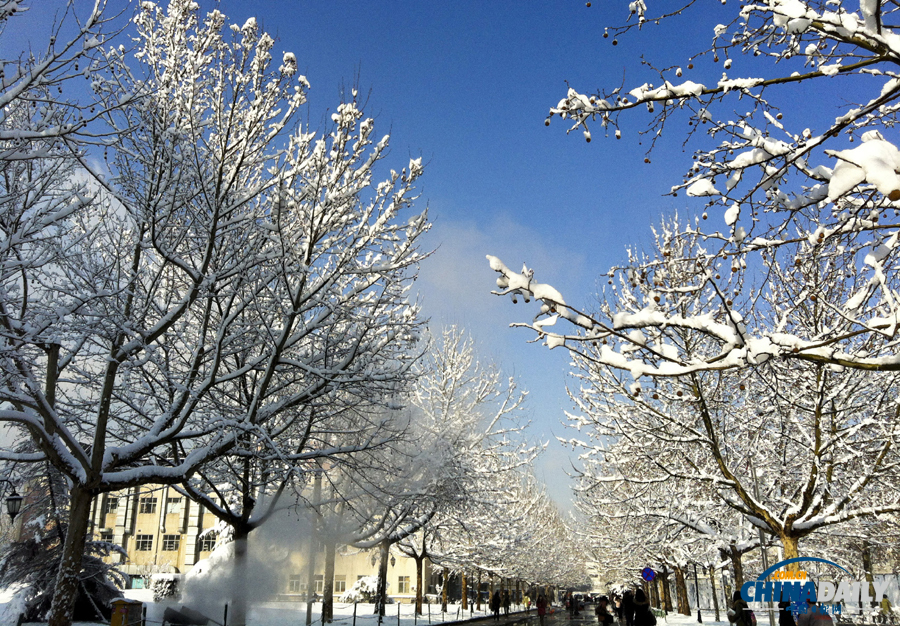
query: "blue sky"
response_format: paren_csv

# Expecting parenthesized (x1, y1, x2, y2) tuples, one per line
(5, 0, 830, 510)
(213, 0, 734, 511)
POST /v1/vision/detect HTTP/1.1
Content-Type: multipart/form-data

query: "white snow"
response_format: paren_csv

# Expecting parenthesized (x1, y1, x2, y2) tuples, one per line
(826, 136, 900, 201)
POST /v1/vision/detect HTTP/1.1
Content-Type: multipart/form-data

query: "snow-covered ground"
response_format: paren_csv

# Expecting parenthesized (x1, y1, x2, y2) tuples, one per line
(1, 588, 544, 626)
(0, 585, 742, 626)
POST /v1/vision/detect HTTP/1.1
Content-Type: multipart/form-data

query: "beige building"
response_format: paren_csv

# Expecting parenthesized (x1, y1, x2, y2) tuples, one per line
(91, 486, 433, 602)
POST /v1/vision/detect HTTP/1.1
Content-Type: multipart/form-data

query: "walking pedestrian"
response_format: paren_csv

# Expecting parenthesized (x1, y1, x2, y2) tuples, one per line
(779, 601, 796, 626)
(537, 594, 548, 626)
(728, 591, 753, 626)
(596, 596, 615, 626)
(614, 594, 624, 625)
(503, 590, 511, 616)
(492, 590, 502, 622)
(623, 590, 636, 626)
(632, 590, 656, 626)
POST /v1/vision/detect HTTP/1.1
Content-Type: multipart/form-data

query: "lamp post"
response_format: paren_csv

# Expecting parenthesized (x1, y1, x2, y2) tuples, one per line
(0, 480, 22, 521)
(693, 564, 702, 623)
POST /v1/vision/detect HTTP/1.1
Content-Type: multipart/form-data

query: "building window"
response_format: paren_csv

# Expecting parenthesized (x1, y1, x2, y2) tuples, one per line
(314, 574, 324, 593)
(162, 534, 180, 551)
(398, 576, 410, 594)
(99, 531, 114, 544)
(139, 497, 157, 514)
(288, 575, 303, 593)
(104, 497, 119, 514)
(199, 532, 217, 552)
(135, 535, 153, 551)
(334, 575, 346, 593)
(166, 497, 183, 513)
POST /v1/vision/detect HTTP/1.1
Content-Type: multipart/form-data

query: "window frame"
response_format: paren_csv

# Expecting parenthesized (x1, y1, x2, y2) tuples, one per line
(135, 534, 153, 551)
(161, 534, 181, 551)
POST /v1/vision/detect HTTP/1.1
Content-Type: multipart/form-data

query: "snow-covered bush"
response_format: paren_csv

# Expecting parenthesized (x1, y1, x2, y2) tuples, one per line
(151, 575, 180, 603)
(340, 576, 381, 603)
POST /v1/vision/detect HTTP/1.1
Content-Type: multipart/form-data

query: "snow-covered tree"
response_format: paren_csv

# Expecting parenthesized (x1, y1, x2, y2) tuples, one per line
(0, 3, 428, 625)
(553, 215, 900, 568)
(344, 326, 539, 616)
(489, 1, 900, 373)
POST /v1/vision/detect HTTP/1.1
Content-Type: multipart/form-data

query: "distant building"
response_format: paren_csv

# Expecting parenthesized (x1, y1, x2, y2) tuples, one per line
(90, 485, 433, 602)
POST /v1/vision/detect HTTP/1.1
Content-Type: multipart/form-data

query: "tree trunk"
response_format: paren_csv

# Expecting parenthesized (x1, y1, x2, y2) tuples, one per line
(441, 567, 449, 612)
(306, 536, 317, 624)
(323, 537, 337, 623)
(231, 526, 251, 626)
(461, 572, 468, 612)
(477, 571, 482, 611)
(415, 556, 425, 615)
(780, 535, 800, 564)
(709, 564, 720, 622)
(861, 541, 877, 608)
(674, 566, 691, 616)
(375, 539, 390, 616)
(728, 546, 745, 589)
(47, 484, 94, 626)
(651, 577, 660, 608)
(306, 473, 322, 626)
(660, 569, 673, 613)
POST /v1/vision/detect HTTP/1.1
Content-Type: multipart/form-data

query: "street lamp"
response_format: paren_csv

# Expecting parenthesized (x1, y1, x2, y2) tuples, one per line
(0, 480, 22, 521)
(390, 555, 396, 567)
(371, 553, 377, 567)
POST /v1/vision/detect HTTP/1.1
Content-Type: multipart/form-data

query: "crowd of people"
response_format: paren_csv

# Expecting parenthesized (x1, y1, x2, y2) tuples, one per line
(479, 582, 891, 626)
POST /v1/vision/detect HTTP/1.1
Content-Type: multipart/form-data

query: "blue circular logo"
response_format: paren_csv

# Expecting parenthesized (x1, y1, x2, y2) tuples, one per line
(642, 568, 656, 582)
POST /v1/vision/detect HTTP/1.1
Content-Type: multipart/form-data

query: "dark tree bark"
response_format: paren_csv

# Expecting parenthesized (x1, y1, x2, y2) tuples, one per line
(374, 539, 390, 617)
(709, 565, 720, 622)
(47, 485, 94, 626)
(674, 566, 691, 616)
(660, 569, 673, 613)
(322, 538, 337, 623)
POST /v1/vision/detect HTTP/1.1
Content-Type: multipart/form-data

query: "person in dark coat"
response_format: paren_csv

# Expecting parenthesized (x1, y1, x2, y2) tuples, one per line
(491, 591, 502, 622)
(632, 589, 656, 626)
(728, 591, 752, 626)
(537, 594, 548, 626)
(623, 590, 636, 626)
(503, 590, 511, 616)
(779, 601, 797, 626)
